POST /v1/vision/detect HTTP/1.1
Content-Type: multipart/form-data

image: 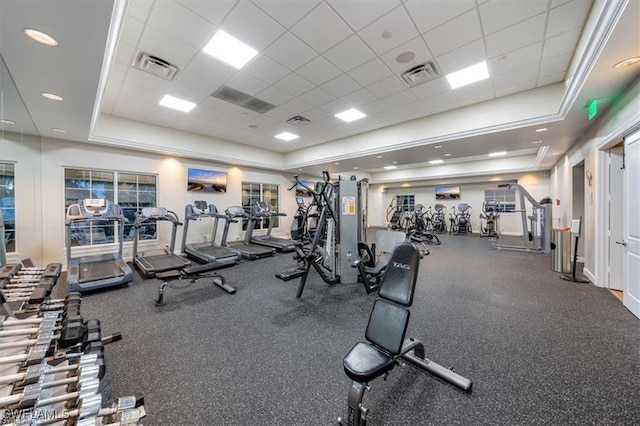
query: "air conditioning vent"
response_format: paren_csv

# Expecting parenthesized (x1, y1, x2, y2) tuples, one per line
(286, 115, 312, 127)
(401, 61, 441, 87)
(211, 85, 276, 114)
(132, 51, 178, 80)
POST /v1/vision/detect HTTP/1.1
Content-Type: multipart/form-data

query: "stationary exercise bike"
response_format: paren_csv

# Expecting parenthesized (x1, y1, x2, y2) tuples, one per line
(449, 203, 472, 235)
(479, 200, 500, 238)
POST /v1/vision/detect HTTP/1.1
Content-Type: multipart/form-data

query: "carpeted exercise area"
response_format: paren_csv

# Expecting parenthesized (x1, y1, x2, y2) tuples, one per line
(57, 232, 640, 425)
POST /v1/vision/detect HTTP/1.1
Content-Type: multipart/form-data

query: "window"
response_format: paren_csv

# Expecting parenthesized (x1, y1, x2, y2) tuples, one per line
(484, 188, 516, 212)
(64, 168, 157, 246)
(241, 182, 280, 230)
(0, 163, 15, 253)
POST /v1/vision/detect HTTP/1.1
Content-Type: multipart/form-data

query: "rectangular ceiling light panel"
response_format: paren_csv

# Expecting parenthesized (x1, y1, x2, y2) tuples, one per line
(335, 108, 366, 123)
(445, 61, 489, 89)
(159, 95, 196, 112)
(203, 30, 258, 69)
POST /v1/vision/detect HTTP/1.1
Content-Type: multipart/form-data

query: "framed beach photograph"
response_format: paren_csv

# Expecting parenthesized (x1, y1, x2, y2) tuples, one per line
(435, 185, 460, 200)
(187, 168, 227, 193)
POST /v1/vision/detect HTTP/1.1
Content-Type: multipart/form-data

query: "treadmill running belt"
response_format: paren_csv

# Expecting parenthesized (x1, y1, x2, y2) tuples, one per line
(79, 259, 124, 283)
(143, 255, 188, 270)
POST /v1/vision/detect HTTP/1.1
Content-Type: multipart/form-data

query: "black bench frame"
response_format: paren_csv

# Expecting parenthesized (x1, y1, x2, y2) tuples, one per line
(338, 242, 472, 426)
(155, 263, 234, 306)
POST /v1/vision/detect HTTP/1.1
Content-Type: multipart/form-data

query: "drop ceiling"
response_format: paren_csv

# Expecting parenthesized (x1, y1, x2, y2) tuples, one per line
(1, 0, 639, 182)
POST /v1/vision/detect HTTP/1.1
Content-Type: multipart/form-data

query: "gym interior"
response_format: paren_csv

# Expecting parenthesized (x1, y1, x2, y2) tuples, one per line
(1, 1, 640, 425)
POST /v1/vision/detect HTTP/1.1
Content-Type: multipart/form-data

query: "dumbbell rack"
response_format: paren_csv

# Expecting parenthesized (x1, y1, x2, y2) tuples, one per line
(0, 263, 62, 317)
(0, 291, 147, 425)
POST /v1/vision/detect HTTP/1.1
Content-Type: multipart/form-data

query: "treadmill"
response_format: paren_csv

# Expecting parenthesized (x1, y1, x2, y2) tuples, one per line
(220, 206, 275, 260)
(132, 207, 191, 278)
(66, 199, 133, 292)
(248, 201, 297, 252)
(181, 201, 241, 266)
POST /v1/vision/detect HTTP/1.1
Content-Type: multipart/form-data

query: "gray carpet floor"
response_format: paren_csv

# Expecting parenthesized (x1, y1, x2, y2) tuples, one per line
(57, 232, 640, 425)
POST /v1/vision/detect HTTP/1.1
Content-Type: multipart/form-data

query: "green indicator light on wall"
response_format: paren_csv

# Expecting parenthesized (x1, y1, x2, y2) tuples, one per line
(587, 99, 598, 120)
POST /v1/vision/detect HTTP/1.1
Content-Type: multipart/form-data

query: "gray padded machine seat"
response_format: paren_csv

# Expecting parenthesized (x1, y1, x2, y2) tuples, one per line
(338, 242, 472, 426)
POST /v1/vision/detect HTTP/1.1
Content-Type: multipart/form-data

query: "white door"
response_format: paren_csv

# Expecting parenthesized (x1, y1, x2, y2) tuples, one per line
(608, 147, 624, 290)
(623, 130, 640, 319)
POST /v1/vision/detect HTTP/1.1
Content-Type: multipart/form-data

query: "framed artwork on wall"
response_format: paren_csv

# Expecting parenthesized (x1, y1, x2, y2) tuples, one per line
(435, 185, 461, 200)
(187, 168, 227, 193)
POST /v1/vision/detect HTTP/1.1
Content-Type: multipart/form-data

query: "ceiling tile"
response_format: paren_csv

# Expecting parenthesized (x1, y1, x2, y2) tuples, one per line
(452, 79, 494, 102)
(493, 65, 539, 91)
(280, 97, 314, 114)
(226, 72, 269, 96)
(147, 1, 215, 50)
(291, 3, 353, 53)
(379, 37, 433, 74)
(425, 91, 460, 113)
(550, 0, 573, 8)
(321, 74, 361, 97)
(361, 99, 391, 115)
(256, 86, 294, 105)
(264, 32, 317, 70)
(479, 0, 547, 35)
(341, 88, 376, 106)
(324, 35, 376, 72)
(297, 57, 342, 85)
(124, 68, 173, 94)
(264, 106, 299, 121)
(299, 87, 336, 107)
(547, 0, 592, 38)
(409, 78, 450, 100)
(489, 43, 542, 75)
(220, 1, 285, 50)
(358, 6, 419, 55)
(485, 14, 546, 58)
(240, 54, 290, 85)
(113, 95, 155, 121)
(320, 98, 350, 115)
(404, 0, 476, 33)
(127, 0, 154, 22)
(382, 90, 418, 108)
(114, 41, 136, 66)
(274, 73, 315, 96)
(138, 25, 198, 68)
(348, 58, 393, 87)
(495, 81, 536, 98)
(539, 52, 571, 77)
(303, 107, 332, 122)
(327, 0, 400, 32)
(177, 0, 237, 26)
(458, 91, 495, 107)
(253, 0, 320, 29)
(120, 16, 144, 46)
(109, 62, 128, 81)
(424, 9, 482, 57)
(537, 71, 565, 86)
(435, 39, 486, 75)
(187, 52, 236, 82)
(542, 27, 581, 60)
(367, 75, 406, 99)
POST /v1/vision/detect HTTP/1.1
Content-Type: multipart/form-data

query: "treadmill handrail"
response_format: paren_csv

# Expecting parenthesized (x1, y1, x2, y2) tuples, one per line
(134, 209, 182, 227)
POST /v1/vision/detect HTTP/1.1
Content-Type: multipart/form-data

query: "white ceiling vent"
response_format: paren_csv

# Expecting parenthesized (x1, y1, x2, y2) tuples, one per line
(132, 51, 178, 80)
(401, 61, 441, 87)
(286, 115, 311, 127)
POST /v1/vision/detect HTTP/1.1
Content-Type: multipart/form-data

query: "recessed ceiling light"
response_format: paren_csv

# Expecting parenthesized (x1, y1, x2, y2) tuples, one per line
(429, 160, 444, 164)
(376, 155, 383, 159)
(159, 95, 196, 112)
(434, 145, 442, 149)
(531, 140, 543, 144)
(612, 56, 640, 68)
(551, 152, 561, 155)
(52, 128, 67, 133)
(488, 151, 507, 157)
(353, 167, 359, 170)
(0, 119, 16, 125)
(535, 127, 548, 132)
(334, 162, 340, 165)
(445, 61, 489, 89)
(384, 165, 397, 170)
(274, 132, 299, 141)
(298, 168, 303, 171)
(396, 51, 416, 64)
(42, 92, 63, 101)
(202, 29, 258, 69)
(382, 31, 393, 39)
(335, 108, 366, 123)
(24, 28, 58, 46)
(392, 161, 398, 164)
(444, 153, 452, 157)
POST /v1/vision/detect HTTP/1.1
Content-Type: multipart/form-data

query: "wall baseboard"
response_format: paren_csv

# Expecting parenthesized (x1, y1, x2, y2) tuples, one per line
(583, 267, 597, 286)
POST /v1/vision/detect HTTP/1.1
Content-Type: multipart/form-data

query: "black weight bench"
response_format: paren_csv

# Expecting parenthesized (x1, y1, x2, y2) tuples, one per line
(338, 242, 472, 426)
(155, 263, 234, 306)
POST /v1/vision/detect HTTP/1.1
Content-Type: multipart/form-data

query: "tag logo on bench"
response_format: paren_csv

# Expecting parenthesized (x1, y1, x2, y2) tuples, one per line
(393, 262, 411, 270)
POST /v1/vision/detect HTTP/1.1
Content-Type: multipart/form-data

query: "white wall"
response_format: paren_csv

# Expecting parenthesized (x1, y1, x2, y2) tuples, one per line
(6, 137, 298, 266)
(370, 171, 550, 235)
(550, 75, 640, 285)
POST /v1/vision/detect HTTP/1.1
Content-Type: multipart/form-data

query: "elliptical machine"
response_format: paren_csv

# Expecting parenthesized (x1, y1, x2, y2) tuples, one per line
(479, 200, 499, 238)
(449, 203, 472, 235)
(430, 204, 447, 233)
(290, 197, 308, 242)
(404, 204, 440, 250)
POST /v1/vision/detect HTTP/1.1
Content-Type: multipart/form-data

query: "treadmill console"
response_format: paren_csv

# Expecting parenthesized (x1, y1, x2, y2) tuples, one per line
(296, 197, 305, 207)
(83, 199, 109, 216)
(192, 201, 209, 215)
(141, 206, 167, 219)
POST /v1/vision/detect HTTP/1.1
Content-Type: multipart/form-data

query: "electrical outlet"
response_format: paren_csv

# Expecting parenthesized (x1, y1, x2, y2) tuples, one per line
(202, 235, 208, 241)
